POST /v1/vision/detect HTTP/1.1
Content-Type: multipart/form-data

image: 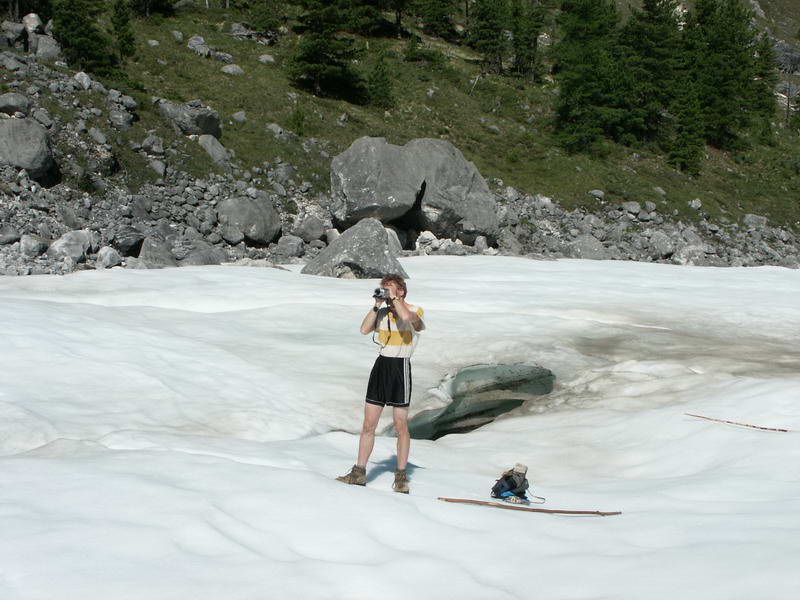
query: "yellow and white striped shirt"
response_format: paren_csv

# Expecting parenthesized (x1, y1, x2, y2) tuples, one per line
(376, 304, 425, 358)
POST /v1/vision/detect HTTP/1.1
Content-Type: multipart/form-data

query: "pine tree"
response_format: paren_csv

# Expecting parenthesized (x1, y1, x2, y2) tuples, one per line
(249, 0, 283, 32)
(749, 32, 778, 141)
(367, 49, 394, 108)
(667, 72, 706, 173)
(289, 0, 366, 102)
(553, 0, 625, 152)
(689, 0, 760, 149)
(111, 0, 136, 62)
(616, 0, 681, 144)
(510, 0, 544, 80)
(345, 0, 385, 36)
(469, 0, 507, 74)
(52, 0, 118, 76)
(389, 0, 409, 37)
(421, 0, 455, 39)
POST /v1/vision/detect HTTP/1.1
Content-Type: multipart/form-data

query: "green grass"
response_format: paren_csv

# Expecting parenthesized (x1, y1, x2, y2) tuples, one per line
(101, 5, 800, 231)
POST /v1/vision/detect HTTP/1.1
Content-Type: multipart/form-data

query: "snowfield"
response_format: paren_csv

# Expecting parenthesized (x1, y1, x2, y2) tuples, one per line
(1, 256, 798, 599)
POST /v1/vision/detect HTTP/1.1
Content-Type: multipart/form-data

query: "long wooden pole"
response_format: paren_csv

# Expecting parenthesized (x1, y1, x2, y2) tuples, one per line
(438, 497, 621, 516)
(685, 413, 790, 433)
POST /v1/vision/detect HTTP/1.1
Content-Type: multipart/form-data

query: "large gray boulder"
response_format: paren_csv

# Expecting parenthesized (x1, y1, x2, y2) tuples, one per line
(34, 34, 61, 60)
(301, 217, 408, 279)
(568, 234, 608, 260)
(46, 230, 93, 263)
(155, 99, 221, 138)
(0, 224, 21, 245)
(179, 241, 228, 266)
(137, 236, 178, 268)
(111, 226, 145, 256)
(216, 196, 281, 245)
(0, 92, 31, 115)
(0, 118, 57, 183)
(198, 134, 229, 165)
(331, 137, 499, 243)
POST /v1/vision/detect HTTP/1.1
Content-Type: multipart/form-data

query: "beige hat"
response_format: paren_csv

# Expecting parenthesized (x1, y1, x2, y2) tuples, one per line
(513, 463, 528, 475)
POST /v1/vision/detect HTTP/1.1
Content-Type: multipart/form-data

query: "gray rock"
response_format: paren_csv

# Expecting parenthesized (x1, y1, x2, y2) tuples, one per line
(149, 159, 166, 177)
(648, 231, 675, 259)
(214, 52, 234, 63)
(0, 224, 21, 244)
(621, 201, 641, 214)
(187, 35, 211, 57)
(137, 236, 178, 268)
(20, 234, 48, 257)
(74, 71, 92, 90)
(498, 229, 522, 255)
(293, 214, 326, 242)
(644, 201, 657, 213)
(32, 108, 53, 128)
(36, 35, 62, 60)
(198, 134, 230, 165)
(474, 235, 488, 253)
(142, 134, 164, 155)
(88, 127, 107, 145)
(743, 213, 768, 230)
(0, 92, 31, 115)
(272, 162, 296, 185)
(155, 99, 221, 138)
(653, 186, 666, 197)
(112, 227, 145, 256)
(0, 118, 57, 183)
(147, 39, 160, 47)
(46, 230, 92, 263)
(221, 64, 244, 76)
(232, 111, 247, 123)
(325, 229, 340, 245)
(568, 234, 608, 259)
(172, 30, 184, 43)
(259, 54, 276, 64)
(216, 196, 281, 245)
(385, 227, 403, 256)
(672, 243, 712, 266)
(97, 246, 121, 268)
(301, 218, 409, 279)
(179, 241, 228, 266)
(688, 198, 702, 210)
(22, 13, 44, 34)
(109, 110, 134, 130)
(589, 189, 605, 200)
(331, 137, 499, 242)
(276, 234, 305, 258)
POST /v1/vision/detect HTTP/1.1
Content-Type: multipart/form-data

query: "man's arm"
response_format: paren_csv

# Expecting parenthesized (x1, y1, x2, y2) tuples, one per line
(391, 300, 425, 332)
(360, 301, 383, 334)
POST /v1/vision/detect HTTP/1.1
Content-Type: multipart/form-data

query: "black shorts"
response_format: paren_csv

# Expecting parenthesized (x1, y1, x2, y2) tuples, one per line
(366, 355, 412, 408)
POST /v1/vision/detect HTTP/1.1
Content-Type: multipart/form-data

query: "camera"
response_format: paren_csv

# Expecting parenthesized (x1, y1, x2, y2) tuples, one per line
(373, 287, 391, 299)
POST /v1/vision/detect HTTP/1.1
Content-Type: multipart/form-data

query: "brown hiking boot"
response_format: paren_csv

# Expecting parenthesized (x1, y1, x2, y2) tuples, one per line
(336, 464, 366, 486)
(392, 469, 409, 494)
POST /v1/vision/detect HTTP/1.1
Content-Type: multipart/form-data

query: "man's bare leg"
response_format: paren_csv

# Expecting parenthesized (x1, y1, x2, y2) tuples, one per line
(393, 407, 410, 470)
(356, 403, 384, 467)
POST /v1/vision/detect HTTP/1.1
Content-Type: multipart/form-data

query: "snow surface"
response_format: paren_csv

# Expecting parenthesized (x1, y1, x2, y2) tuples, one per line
(1, 256, 798, 599)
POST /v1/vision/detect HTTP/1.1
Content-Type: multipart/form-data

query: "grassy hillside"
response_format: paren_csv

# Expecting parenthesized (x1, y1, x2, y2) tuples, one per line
(113, 5, 800, 230)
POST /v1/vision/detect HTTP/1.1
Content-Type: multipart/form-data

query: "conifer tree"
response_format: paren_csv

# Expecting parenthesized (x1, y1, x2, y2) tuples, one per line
(389, 0, 409, 37)
(421, 0, 455, 39)
(289, 0, 366, 101)
(616, 0, 681, 143)
(510, 0, 544, 79)
(689, 0, 760, 149)
(111, 0, 136, 62)
(346, 0, 385, 36)
(469, 0, 507, 74)
(553, 0, 625, 152)
(249, 0, 283, 32)
(367, 49, 394, 108)
(749, 32, 778, 140)
(52, 0, 118, 76)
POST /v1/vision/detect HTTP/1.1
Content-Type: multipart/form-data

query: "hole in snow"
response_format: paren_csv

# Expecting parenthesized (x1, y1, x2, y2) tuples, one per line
(402, 364, 555, 440)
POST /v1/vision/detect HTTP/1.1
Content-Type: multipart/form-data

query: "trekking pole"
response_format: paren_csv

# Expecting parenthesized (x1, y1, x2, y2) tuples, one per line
(438, 497, 621, 516)
(685, 413, 791, 433)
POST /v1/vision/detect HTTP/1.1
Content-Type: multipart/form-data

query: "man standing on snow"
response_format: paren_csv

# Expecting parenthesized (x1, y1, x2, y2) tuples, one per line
(336, 274, 425, 494)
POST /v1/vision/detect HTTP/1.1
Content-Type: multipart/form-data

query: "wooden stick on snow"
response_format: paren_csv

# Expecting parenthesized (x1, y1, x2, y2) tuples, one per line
(438, 497, 621, 516)
(685, 413, 790, 433)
